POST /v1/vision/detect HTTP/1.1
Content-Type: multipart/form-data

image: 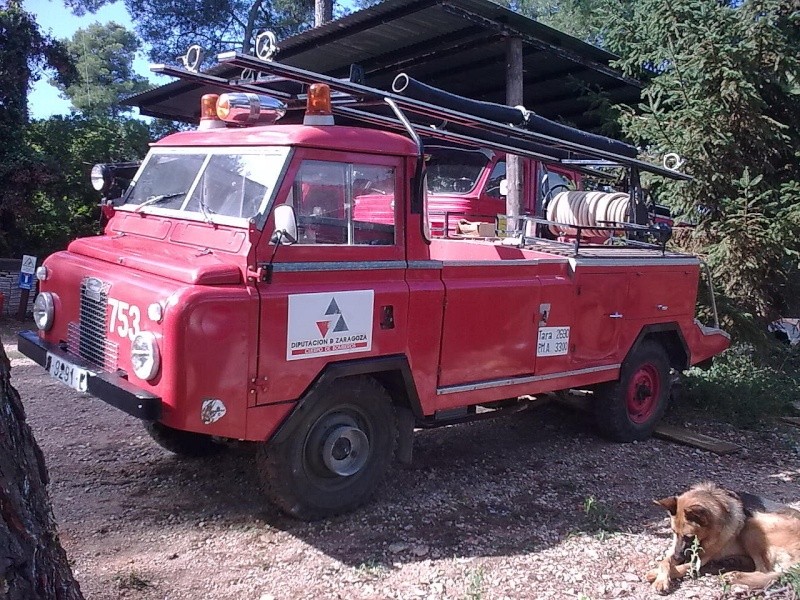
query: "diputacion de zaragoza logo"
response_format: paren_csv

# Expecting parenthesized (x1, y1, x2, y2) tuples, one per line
(286, 290, 374, 361)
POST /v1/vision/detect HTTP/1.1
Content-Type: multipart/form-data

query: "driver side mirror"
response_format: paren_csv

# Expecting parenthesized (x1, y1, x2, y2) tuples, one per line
(271, 204, 298, 245)
(499, 179, 508, 197)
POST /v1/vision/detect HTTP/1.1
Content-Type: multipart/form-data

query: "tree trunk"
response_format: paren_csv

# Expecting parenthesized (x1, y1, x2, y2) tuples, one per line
(0, 340, 84, 599)
(315, 0, 333, 27)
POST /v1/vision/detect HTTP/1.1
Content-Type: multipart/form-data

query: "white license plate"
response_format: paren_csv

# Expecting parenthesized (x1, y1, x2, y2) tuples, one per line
(46, 353, 90, 392)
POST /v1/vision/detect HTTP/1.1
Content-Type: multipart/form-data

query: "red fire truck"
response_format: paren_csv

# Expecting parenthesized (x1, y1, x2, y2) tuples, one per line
(18, 52, 729, 520)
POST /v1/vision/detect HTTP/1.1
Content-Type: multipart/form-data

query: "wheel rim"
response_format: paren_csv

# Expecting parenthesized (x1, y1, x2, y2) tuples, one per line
(321, 424, 369, 476)
(304, 410, 372, 482)
(626, 363, 660, 424)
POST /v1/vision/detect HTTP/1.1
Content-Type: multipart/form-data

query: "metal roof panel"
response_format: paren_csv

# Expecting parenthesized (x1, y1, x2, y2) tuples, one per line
(124, 0, 641, 130)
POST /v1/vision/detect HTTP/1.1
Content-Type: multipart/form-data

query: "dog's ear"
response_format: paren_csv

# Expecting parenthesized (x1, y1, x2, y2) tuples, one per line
(685, 504, 711, 527)
(654, 496, 678, 515)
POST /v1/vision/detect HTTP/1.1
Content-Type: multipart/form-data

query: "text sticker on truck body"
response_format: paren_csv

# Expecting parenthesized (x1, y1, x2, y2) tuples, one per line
(537, 326, 570, 357)
(287, 290, 374, 361)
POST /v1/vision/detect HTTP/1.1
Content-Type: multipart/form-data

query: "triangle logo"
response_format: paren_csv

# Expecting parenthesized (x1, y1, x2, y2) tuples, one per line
(316, 320, 330, 337)
(325, 298, 341, 316)
(333, 314, 349, 333)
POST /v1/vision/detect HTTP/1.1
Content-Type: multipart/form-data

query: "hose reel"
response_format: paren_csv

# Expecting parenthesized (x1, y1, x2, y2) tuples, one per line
(545, 191, 632, 238)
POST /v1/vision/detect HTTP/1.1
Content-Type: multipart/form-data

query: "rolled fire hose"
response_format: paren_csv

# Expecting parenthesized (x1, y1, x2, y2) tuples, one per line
(545, 191, 631, 238)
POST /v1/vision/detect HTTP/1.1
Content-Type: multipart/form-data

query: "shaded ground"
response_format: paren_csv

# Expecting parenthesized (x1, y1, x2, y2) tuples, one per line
(4, 318, 799, 599)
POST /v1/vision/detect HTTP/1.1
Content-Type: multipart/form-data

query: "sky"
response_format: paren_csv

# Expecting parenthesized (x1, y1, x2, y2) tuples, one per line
(27, 0, 157, 119)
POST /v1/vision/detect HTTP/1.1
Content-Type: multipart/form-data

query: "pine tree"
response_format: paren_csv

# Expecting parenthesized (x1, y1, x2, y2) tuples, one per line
(603, 0, 800, 325)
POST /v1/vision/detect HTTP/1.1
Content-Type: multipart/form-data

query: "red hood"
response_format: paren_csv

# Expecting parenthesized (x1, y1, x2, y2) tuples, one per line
(68, 233, 244, 285)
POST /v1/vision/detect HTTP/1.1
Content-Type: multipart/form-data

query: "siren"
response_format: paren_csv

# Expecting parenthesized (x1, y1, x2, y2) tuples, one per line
(198, 94, 225, 130)
(216, 93, 287, 125)
(303, 83, 334, 126)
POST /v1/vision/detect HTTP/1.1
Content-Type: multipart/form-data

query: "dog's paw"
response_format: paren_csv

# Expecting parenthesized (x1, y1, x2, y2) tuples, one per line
(645, 568, 659, 583)
(721, 571, 745, 585)
(721, 570, 778, 590)
(652, 575, 672, 595)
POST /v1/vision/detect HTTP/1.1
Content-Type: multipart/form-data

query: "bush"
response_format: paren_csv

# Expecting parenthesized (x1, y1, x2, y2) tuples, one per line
(682, 344, 800, 426)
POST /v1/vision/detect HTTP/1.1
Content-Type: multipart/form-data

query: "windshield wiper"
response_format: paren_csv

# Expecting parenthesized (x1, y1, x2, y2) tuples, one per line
(198, 198, 216, 225)
(134, 191, 187, 212)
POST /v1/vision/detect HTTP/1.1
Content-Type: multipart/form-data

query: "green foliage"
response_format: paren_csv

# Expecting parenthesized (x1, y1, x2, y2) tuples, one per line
(0, 2, 78, 256)
(64, 0, 315, 65)
(497, 0, 623, 44)
(600, 0, 800, 326)
(682, 345, 800, 426)
(463, 566, 486, 600)
(53, 22, 152, 117)
(357, 0, 622, 43)
(0, 2, 75, 128)
(4, 116, 158, 258)
(778, 565, 800, 596)
(582, 495, 618, 536)
(115, 569, 151, 590)
(686, 536, 702, 579)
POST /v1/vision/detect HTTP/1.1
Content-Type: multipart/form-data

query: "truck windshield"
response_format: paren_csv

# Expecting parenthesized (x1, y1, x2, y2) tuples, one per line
(425, 147, 490, 195)
(123, 147, 290, 223)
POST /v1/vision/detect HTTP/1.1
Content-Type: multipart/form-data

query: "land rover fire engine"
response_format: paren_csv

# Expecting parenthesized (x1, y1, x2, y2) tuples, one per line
(18, 52, 729, 520)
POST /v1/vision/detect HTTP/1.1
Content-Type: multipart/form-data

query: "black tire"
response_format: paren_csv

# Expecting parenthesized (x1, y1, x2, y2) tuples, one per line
(593, 340, 671, 442)
(256, 376, 397, 520)
(145, 422, 223, 457)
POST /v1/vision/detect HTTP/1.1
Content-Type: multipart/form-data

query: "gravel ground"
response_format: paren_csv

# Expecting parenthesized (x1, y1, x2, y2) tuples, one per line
(4, 318, 800, 600)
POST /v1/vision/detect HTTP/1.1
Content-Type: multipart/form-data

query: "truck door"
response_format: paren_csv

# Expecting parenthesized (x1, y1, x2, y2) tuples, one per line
(253, 150, 409, 409)
(436, 262, 541, 391)
(571, 271, 628, 366)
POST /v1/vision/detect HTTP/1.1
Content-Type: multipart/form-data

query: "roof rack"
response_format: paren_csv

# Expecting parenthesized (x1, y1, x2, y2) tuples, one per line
(151, 50, 690, 182)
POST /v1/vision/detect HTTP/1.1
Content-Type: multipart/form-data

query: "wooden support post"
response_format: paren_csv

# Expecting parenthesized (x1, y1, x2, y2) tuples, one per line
(16, 288, 30, 321)
(505, 36, 524, 231)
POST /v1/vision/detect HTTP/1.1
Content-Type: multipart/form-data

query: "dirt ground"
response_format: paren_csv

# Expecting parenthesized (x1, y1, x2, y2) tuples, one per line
(3, 317, 799, 600)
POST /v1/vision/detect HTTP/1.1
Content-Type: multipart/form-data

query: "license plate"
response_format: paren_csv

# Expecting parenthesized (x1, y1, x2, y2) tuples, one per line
(46, 353, 90, 392)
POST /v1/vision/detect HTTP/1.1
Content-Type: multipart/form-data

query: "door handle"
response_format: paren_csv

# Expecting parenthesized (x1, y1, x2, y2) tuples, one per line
(609, 312, 623, 319)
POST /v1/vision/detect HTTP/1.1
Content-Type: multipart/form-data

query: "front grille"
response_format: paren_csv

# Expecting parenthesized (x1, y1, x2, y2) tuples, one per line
(66, 278, 118, 372)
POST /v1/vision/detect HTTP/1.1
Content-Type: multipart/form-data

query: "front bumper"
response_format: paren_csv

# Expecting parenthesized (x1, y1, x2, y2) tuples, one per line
(17, 330, 162, 420)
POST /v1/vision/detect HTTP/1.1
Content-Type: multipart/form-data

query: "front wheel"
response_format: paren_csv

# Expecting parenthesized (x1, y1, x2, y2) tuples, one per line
(593, 340, 671, 442)
(256, 376, 397, 520)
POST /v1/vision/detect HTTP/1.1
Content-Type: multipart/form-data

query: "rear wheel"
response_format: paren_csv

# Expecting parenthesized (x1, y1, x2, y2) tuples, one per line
(145, 422, 223, 457)
(593, 340, 671, 442)
(257, 376, 397, 520)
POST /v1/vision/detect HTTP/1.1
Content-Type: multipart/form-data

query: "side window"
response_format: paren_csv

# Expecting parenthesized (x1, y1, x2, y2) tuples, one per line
(484, 161, 506, 198)
(291, 160, 395, 245)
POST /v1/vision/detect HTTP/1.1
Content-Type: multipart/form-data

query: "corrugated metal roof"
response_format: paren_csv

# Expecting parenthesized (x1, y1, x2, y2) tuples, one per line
(125, 0, 640, 130)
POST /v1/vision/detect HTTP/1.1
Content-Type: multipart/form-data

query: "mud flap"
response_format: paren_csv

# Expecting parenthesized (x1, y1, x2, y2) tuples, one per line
(395, 406, 415, 466)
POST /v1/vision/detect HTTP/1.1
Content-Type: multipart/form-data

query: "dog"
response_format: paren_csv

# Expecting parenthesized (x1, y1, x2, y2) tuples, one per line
(646, 482, 800, 594)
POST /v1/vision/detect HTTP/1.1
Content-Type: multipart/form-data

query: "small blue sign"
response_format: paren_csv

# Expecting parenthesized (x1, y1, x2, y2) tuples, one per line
(18, 272, 34, 290)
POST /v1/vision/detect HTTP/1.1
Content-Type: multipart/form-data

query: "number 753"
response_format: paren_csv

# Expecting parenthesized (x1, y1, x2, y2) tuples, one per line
(108, 297, 141, 341)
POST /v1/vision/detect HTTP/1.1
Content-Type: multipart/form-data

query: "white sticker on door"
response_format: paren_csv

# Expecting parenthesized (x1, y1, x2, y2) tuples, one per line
(287, 290, 374, 361)
(537, 326, 570, 357)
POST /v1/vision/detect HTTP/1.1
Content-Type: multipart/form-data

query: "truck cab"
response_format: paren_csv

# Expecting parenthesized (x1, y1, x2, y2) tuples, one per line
(424, 145, 580, 236)
(19, 67, 730, 520)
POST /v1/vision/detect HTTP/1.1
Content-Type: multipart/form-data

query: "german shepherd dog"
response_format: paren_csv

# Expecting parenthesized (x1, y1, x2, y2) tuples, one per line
(646, 482, 800, 594)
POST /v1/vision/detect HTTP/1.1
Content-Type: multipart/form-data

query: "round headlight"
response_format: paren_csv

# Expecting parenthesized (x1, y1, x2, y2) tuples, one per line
(131, 332, 161, 381)
(33, 293, 55, 331)
(90, 164, 110, 192)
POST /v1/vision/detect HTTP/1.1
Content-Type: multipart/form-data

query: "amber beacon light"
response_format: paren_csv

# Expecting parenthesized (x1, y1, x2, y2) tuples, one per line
(303, 83, 335, 126)
(198, 94, 224, 130)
